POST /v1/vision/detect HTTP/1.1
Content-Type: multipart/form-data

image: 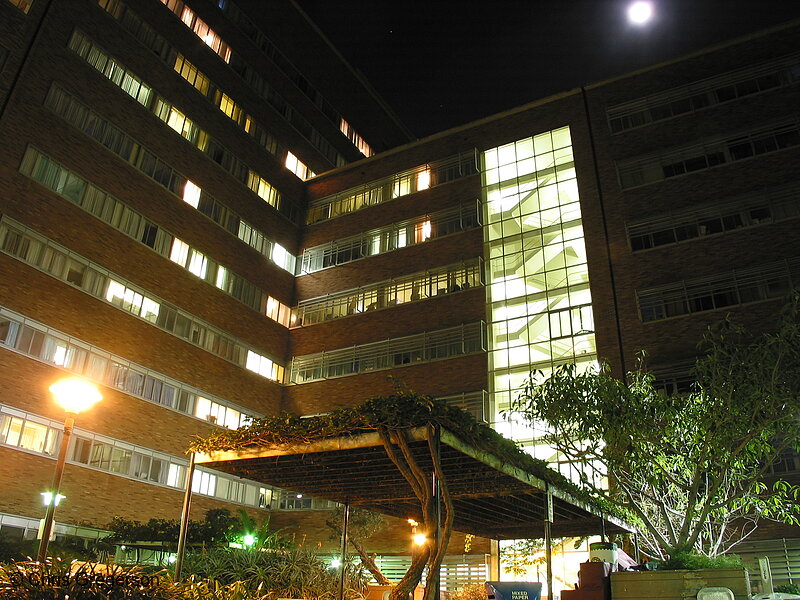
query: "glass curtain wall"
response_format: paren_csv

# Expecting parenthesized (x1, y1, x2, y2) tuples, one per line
(481, 126, 598, 474)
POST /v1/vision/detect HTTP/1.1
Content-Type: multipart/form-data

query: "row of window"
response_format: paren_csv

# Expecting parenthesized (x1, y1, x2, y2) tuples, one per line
(144, 0, 346, 169)
(339, 119, 373, 157)
(307, 151, 478, 224)
(68, 31, 293, 219)
(300, 201, 481, 274)
(0, 217, 286, 382)
(43, 83, 296, 273)
(0, 403, 270, 507)
(618, 118, 800, 189)
(0, 305, 258, 430)
(171, 51, 315, 180)
(638, 256, 800, 322)
(215, 0, 373, 158)
(607, 52, 800, 133)
(19, 147, 294, 323)
(289, 322, 486, 383)
(627, 181, 800, 251)
(294, 259, 483, 326)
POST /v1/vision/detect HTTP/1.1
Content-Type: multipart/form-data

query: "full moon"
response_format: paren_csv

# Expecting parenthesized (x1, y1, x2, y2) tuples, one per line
(627, 1, 654, 25)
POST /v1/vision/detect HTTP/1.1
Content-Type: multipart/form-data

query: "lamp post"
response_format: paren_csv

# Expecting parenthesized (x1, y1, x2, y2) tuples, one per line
(37, 377, 102, 563)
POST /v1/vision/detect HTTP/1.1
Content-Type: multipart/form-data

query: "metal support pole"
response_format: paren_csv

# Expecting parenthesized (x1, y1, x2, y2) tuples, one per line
(544, 489, 553, 600)
(600, 513, 607, 543)
(430, 429, 442, 600)
(338, 503, 350, 600)
(174, 452, 196, 581)
(37, 414, 75, 563)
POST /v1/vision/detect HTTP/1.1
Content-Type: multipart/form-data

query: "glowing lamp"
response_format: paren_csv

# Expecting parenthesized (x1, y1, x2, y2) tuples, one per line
(413, 533, 427, 546)
(242, 534, 256, 547)
(41, 492, 65, 507)
(330, 558, 342, 568)
(49, 378, 102, 414)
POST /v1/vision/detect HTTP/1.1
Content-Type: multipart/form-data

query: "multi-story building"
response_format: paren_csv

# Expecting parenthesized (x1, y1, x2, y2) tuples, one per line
(1, 0, 798, 585)
(0, 0, 409, 548)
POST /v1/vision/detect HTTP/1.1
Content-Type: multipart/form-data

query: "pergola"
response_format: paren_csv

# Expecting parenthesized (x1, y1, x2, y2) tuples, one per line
(181, 423, 635, 598)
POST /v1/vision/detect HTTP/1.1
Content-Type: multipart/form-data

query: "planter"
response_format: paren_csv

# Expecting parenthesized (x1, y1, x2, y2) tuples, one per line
(611, 568, 751, 600)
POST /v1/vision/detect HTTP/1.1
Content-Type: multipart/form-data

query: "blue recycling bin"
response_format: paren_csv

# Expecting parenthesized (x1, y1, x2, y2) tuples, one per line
(485, 581, 542, 600)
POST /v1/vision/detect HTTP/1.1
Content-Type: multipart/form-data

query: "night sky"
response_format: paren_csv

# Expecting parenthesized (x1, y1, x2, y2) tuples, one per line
(293, 0, 800, 138)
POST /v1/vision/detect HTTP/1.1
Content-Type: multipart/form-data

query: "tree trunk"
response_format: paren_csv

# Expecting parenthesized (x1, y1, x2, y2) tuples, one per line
(389, 547, 430, 600)
(350, 535, 392, 585)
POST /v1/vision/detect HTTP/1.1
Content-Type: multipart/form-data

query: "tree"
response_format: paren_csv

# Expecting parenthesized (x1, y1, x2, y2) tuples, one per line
(511, 296, 800, 558)
(326, 506, 392, 585)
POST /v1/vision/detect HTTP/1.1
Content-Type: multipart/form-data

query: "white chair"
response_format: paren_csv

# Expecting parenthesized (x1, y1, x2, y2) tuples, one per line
(697, 587, 735, 600)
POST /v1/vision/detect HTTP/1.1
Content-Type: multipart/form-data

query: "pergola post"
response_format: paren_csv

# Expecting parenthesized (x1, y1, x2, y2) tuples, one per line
(489, 539, 500, 580)
(174, 452, 196, 581)
(429, 428, 442, 600)
(544, 488, 553, 600)
(338, 503, 350, 600)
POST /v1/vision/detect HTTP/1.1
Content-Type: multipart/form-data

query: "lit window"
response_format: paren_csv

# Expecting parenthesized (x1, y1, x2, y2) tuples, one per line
(141, 297, 160, 322)
(192, 470, 216, 495)
(19, 421, 52, 454)
(166, 463, 185, 487)
(215, 265, 228, 289)
(183, 180, 201, 208)
(187, 249, 208, 278)
(272, 243, 287, 269)
(0, 416, 23, 446)
(105, 279, 126, 304)
(166, 107, 188, 135)
(417, 169, 431, 191)
(415, 220, 432, 243)
(170, 238, 190, 266)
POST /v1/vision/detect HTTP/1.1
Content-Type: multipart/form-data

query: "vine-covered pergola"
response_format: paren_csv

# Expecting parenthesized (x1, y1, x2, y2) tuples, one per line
(180, 395, 635, 600)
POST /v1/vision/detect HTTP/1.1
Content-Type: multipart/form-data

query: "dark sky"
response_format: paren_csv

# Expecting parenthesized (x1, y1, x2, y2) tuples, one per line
(294, 0, 800, 138)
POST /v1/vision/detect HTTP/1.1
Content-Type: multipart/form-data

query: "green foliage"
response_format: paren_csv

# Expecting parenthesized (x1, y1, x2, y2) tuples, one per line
(179, 546, 369, 600)
(775, 584, 800, 594)
(105, 509, 275, 550)
(0, 560, 176, 599)
(175, 578, 269, 600)
(0, 534, 101, 563)
(510, 295, 800, 558)
(451, 584, 487, 600)
(326, 507, 384, 542)
(660, 551, 743, 571)
(190, 392, 616, 516)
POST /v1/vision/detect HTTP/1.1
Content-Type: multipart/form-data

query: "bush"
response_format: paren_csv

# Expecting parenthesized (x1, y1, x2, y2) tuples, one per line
(775, 583, 800, 595)
(0, 534, 100, 563)
(179, 547, 369, 599)
(451, 583, 486, 600)
(660, 551, 743, 571)
(0, 560, 177, 599)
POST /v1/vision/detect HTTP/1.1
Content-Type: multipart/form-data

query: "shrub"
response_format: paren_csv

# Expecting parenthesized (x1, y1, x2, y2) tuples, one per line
(179, 547, 369, 599)
(451, 583, 487, 600)
(0, 560, 176, 599)
(660, 551, 743, 571)
(775, 583, 800, 595)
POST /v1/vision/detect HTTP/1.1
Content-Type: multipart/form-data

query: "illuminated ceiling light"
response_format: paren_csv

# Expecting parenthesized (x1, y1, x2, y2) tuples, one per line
(627, 1, 654, 25)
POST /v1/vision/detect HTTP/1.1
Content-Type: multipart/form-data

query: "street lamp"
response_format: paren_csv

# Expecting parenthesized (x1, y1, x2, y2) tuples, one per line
(36, 377, 102, 563)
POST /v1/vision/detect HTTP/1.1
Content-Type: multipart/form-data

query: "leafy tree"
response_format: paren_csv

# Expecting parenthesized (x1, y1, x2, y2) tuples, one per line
(104, 508, 271, 549)
(511, 296, 800, 558)
(326, 506, 391, 585)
